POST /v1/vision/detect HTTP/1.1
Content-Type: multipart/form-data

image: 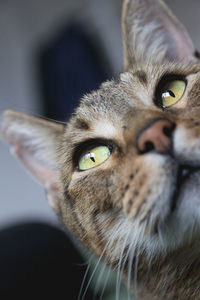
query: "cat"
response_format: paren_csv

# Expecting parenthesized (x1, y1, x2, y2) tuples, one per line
(1, 0, 200, 299)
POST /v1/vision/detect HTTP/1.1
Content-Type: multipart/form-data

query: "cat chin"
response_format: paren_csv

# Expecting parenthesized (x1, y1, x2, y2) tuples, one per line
(149, 170, 200, 254)
(127, 170, 200, 257)
(103, 176, 200, 262)
(171, 169, 200, 236)
(107, 169, 200, 259)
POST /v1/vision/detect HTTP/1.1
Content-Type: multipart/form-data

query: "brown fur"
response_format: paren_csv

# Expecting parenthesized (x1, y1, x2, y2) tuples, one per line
(2, 1, 200, 299)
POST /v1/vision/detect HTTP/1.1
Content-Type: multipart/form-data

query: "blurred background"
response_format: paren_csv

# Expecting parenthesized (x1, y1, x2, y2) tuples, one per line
(0, 0, 200, 297)
(0, 0, 122, 228)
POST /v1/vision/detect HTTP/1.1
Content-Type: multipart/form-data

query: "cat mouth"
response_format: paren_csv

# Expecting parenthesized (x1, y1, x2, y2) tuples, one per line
(170, 166, 199, 212)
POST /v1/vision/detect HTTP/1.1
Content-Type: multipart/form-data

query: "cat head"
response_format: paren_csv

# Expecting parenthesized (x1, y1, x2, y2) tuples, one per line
(1, 0, 200, 263)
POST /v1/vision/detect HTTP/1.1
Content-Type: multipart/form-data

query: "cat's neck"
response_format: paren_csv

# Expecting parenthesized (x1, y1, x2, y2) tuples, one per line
(129, 243, 200, 300)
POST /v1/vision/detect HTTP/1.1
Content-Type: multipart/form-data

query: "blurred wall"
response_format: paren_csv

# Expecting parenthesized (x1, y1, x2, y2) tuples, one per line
(0, 0, 200, 228)
(0, 0, 122, 228)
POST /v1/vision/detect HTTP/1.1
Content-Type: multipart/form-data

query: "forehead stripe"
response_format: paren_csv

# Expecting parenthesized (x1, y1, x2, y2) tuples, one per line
(133, 70, 147, 85)
(75, 119, 90, 130)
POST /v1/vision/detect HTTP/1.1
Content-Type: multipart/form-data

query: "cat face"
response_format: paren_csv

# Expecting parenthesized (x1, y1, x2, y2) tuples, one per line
(1, 0, 200, 264)
(58, 60, 200, 259)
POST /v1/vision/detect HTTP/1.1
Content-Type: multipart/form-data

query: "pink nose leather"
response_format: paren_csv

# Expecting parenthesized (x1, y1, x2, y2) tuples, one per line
(137, 119, 174, 154)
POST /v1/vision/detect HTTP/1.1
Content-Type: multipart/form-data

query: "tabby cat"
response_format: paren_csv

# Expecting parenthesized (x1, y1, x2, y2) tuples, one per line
(2, 0, 200, 299)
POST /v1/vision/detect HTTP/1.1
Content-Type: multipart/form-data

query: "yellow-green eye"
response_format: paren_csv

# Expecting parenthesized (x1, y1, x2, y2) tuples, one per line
(78, 145, 111, 171)
(161, 80, 186, 108)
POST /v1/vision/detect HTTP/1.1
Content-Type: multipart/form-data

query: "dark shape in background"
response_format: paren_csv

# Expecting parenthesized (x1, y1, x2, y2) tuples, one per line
(39, 23, 111, 122)
(0, 222, 94, 298)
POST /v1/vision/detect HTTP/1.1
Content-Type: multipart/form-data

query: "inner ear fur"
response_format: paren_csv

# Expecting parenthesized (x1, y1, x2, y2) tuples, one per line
(0, 110, 65, 211)
(122, 0, 196, 70)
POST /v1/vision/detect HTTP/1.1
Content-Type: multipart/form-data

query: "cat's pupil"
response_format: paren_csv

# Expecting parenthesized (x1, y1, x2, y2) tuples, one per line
(168, 90, 175, 98)
(162, 90, 175, 100)
(89, 153, 95, 163)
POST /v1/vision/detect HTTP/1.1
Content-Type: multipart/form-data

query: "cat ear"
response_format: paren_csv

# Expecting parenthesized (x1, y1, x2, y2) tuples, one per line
(122, 0, 197, 70)
(0, 110, 64, 212)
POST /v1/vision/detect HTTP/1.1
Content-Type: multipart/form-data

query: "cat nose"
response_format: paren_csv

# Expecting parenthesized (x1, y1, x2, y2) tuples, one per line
(137, 119, 175, 154)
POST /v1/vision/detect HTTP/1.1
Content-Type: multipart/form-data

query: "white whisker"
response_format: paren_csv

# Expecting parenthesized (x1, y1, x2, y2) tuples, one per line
(81, 241, 110, 300)
(133, 250, 139, 300)
(116, 221, 132, 300)
(80, 217, 124, 300)
(78, 255, 94, 300)
(127, 241, 135, 300)
(99, 265, 112, 300)
(93, 261, 108, 298)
